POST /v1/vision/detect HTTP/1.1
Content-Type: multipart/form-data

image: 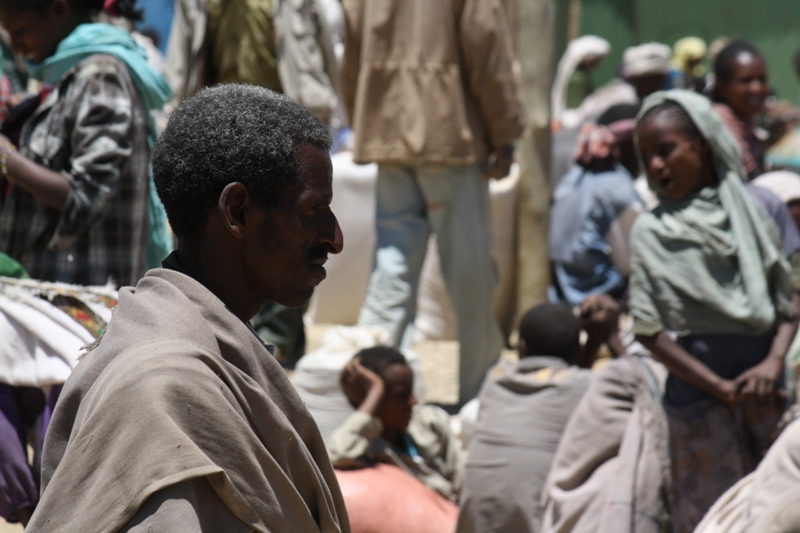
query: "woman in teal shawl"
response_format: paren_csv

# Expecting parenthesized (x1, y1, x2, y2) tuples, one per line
(630, 89, 799, 533)
(0, 0, 172, 524)
(0, 0, 172, 288)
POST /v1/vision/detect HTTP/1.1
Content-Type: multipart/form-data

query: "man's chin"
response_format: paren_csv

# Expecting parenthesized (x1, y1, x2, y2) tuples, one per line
(268, 287, 316, 309)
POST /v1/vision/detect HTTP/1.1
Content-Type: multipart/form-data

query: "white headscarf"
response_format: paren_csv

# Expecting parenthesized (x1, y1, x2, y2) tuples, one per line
(552, 36, 611, 121)
(622, 43, 671, 78)
(753, 171, 800, 205)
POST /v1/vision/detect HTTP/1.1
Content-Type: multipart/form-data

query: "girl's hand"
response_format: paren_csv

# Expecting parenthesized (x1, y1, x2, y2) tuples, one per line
(734, 356, 784, 398)
(712, 378, 739, 403)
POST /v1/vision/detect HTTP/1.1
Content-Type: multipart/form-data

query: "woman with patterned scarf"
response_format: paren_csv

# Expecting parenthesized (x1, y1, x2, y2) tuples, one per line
(0, 0, 171, 525)
(0, 0, 172, 289)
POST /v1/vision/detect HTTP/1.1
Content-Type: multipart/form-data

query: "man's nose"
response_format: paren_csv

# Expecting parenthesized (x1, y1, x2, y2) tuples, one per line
(322, 212, 344, 254)
(749, 79, 767, 93)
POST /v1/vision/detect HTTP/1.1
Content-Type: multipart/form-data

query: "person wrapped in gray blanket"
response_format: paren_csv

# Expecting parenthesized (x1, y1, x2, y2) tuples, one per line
(541, 354, 669, 533)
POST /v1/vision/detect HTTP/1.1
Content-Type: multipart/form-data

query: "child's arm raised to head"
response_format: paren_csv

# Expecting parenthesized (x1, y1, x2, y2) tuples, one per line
(341, 357, 385, 415)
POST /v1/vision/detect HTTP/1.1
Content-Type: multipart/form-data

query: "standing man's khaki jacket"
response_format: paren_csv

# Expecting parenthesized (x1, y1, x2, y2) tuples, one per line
(341, 0, 525, 166)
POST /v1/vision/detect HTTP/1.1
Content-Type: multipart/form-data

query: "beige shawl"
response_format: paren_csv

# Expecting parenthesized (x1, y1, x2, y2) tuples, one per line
(27, 268, 351, 533)
(541, 356, 669, 533)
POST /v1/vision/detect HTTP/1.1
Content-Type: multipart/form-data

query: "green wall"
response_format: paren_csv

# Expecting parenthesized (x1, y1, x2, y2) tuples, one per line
(565, 0, 800, 101)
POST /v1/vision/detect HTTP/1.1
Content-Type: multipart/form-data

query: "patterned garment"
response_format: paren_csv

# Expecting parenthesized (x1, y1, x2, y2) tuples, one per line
(667, 397, 782, 533)
(0, 54, 150, 287)
(327, 405, 464, 500)
(665, 332, 782, 533)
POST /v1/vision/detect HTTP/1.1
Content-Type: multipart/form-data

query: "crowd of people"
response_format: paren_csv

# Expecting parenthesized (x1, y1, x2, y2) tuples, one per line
(2, 0, 800, 532)
(546, 33, 800, 533)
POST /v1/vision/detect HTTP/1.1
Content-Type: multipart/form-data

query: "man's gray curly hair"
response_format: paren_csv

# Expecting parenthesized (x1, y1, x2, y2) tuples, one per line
(152, 84, 331, 238)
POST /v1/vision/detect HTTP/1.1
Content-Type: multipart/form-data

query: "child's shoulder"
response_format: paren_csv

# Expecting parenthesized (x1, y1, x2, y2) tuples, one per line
(410, 405, 452, 435)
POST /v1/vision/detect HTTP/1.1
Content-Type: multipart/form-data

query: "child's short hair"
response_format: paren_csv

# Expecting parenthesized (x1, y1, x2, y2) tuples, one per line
(355, 346, 408, 377)
(518, 303, 580, 364)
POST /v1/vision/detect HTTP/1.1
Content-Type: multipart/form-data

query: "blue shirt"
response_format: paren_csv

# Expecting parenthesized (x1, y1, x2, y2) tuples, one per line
(549, 164, 642, 305)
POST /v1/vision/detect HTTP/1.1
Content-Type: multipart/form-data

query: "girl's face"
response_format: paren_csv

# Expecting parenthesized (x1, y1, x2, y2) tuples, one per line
(716, 52, 769, 120)
(0, 1, 77, 63)
(637, 112, 713, 202)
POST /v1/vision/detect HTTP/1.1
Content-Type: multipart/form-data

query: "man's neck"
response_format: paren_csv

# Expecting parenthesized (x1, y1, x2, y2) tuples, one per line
(173, 240, 262, 323)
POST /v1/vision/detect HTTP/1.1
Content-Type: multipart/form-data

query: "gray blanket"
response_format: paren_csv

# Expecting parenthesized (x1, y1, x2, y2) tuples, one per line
(457, 357, 592, 533)
(542, 356, 669, 533)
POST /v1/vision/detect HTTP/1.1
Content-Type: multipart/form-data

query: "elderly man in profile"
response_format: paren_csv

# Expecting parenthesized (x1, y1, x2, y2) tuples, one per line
(27, 84, 350, 533)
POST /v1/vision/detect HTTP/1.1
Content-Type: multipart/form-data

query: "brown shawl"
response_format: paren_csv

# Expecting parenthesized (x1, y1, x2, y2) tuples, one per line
(27, 268, 351, 532)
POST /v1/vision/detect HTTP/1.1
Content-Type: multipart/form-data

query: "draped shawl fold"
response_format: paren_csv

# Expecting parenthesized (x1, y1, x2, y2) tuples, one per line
(27, 267, 350, 532)
(630, 90, 794, 337)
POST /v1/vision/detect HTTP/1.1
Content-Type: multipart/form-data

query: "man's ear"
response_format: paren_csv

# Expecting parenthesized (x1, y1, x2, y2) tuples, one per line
(218, 182, 252, 239)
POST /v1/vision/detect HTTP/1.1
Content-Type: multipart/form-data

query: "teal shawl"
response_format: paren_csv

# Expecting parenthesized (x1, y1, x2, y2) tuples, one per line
(630, 90, 794, 337)
(28, 23, 173, 270)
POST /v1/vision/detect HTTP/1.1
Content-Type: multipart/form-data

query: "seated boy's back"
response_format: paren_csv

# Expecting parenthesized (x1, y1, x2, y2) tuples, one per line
(457, 303, 593, 533)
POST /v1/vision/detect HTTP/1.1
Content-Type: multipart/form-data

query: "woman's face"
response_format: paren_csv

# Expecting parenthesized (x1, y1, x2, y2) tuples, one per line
(637, 112, 713, 202)
(0, 2, 72, 63)
(716, 52, 769, 120)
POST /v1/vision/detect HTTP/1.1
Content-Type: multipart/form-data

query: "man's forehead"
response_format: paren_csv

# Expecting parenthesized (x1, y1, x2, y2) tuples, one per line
(297, 144, 332, 180)
(281, 144, 329, 200)
(297, 144, 332, 168)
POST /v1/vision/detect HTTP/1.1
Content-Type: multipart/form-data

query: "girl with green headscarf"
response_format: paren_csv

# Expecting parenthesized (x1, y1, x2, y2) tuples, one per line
(0, 0, 172, 289)
(0, 1, 172, 525)
(630, 89, 799, 533)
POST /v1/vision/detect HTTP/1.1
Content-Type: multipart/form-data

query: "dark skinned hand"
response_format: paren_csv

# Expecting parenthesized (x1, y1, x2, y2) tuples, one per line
(580, 293, 621, 339)
(734, 356, 784, 399)
(485, 144, 514, 179)
(712, 377, 739, 404)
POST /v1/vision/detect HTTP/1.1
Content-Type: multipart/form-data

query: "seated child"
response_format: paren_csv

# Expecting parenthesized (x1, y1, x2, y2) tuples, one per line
(456, 303, 595, 533)
(327, 347, 463, 500)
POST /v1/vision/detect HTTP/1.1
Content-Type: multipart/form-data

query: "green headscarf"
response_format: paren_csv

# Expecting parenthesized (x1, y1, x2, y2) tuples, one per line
(629, 89, 794, 337)
(0, 252, 29, 279)
(28, 23, 173, 269)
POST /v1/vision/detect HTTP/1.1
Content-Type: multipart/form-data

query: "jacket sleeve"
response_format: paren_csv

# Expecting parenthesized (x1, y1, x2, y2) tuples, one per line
(49, 61, 137, 249)
(414, 405, 465, 493)
(164, 0, 206, 103)
(457, 0, 526, 149)
(326, 410, 383, 468)
(340, 0, 364, 124)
